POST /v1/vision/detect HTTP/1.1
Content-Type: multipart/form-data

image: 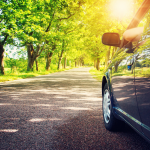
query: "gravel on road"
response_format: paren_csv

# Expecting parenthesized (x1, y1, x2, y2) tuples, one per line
(0, 67, 150, 150)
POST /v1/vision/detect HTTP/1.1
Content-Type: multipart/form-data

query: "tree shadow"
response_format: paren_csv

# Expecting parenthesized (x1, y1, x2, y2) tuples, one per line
(52, 111, 150, 150)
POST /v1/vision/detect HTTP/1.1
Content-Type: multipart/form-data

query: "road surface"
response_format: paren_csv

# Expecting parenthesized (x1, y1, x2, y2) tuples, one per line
(0, 68, 150, 150)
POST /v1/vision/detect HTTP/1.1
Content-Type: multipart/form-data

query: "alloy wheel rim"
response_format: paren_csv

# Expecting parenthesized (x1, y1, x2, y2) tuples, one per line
(103, 89, 111, 123)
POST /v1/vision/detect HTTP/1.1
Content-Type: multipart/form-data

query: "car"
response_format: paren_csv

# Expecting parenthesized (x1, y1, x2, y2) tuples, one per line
(101, 0, 150, 143)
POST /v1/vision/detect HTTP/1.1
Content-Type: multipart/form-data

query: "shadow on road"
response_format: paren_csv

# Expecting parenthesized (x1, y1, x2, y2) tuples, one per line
(53, 111, 150, 150)
(0, 68, 150, 150)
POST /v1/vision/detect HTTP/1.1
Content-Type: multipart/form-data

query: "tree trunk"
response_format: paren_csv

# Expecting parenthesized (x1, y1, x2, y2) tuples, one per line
(36, 60, 38, 71)
(96, 58, 100, 70)
(112, 47, 117, 59)
(46, 52, 53, 71)
(131, 63, 135, 74)
(94, 60, 96, 68)
(115, 62, 119, 72)
(27, 57, 34, 71)
(27, 44, 42, 71)
(81, 59, 84, 66)
(75, 59, 77, 67)
(78, 61, 80, 67)
(105, 46, 111, 68)
(0, 44, 4, 74)
(27, 45, 34, 71)
(46, 43, 56, 71)
(58, 40, 65, 70)
(46, 57, 52, 71)
(58, 57, 62, 70)
(64, 57, 67, 69)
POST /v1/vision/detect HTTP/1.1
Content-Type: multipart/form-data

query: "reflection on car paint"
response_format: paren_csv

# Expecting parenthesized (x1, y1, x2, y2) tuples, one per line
(102, 2, 150, 143)
(114, 107, 150, 132)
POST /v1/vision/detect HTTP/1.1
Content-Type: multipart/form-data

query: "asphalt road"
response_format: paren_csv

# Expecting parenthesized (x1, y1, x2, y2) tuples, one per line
(0, 67, 150, 150)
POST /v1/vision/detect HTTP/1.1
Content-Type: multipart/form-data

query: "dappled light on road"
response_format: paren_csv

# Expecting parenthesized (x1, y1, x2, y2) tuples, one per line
(60, 107, 92, 111)
(0, 129, 18, 133)
(29, 118, 62, 122)
(0, 103, 13, 106)
(0, 68, 149, 149)
(0, 68, 102, 149)
(34, 104, 55, 107)
(118, 97, 130, 101)
(29, 118, 47, 122)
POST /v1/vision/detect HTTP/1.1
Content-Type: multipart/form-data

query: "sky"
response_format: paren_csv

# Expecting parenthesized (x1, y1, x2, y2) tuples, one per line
(5, 45, 27, 59)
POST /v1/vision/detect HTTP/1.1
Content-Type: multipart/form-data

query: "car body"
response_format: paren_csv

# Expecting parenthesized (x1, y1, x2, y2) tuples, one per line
(102, 0, 150, 143)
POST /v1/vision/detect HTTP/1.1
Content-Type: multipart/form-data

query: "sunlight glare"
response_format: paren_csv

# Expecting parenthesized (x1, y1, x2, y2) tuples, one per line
(109, 0, 134, 20)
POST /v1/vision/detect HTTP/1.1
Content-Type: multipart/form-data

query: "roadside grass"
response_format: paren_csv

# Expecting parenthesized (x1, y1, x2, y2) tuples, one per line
(112, 69, 134, 77)
(113, 67, 150, 78)
(89, 67, 104, 81)
(0, 67, 74, 82)
(89, 67, 133, 81)
(89, 66, 150, 82)
(135, 67, 150, 78)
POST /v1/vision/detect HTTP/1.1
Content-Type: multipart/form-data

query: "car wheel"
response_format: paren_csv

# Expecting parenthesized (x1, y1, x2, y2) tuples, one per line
(102, 83, 123, 131)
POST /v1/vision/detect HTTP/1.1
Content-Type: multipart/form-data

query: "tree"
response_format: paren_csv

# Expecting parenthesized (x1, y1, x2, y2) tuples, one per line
(0, 0, 22, 74)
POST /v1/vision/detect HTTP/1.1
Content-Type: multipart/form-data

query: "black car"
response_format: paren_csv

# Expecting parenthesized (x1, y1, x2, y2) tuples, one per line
(102, 0, 150, 143)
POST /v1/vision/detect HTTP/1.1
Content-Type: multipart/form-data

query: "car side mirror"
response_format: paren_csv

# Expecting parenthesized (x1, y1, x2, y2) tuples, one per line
(102, 33, 120, 47)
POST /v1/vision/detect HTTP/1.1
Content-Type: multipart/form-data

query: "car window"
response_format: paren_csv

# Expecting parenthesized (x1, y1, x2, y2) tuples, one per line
(110, 9, 150, 76)
(138, 9, 150, 41)
(134, 9, 150, 78)
(134, 8, 150, 140)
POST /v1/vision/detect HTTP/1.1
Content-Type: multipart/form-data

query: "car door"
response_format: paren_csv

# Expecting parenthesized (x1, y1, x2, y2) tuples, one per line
(135, 12, 150, 139)
(111, 46, 142, 132)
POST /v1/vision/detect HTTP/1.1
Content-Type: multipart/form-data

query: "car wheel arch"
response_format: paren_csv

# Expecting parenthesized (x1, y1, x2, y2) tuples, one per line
(102, 76, 108, 96)
(102, 76, 120, 119)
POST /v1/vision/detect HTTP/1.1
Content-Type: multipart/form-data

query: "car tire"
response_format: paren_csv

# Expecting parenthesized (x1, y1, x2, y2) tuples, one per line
(102, 83, 123, 131)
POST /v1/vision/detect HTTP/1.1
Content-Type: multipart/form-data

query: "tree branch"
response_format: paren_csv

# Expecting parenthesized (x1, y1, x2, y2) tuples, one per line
(38, 44, 45, 56)
(11, 41, 26, 47)
(57, 13, 75, 21)
(0, 19, 3, 23)
(46, 12, 55, 32)
(66, 27, 77, 34)
(2, 34, 8, 45)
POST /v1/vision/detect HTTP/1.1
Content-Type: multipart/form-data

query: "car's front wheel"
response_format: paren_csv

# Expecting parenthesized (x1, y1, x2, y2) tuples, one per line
(102, 83, 123, 131)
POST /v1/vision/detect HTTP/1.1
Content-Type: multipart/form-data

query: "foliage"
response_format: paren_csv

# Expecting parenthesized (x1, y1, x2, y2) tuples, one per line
(0, 65, 73, 82)
(89, 67, 104, 81)
(1, 0, 144, 76)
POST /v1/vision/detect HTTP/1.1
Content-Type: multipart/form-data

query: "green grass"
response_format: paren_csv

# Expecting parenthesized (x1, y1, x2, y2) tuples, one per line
(89, 68, 104, 81)
(0, 67, 74, 82)
(135, 67, 150, 78)
(112, 67, 150, 78)
(112, 70, 134, 77)
(89, 67, 150, 82)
